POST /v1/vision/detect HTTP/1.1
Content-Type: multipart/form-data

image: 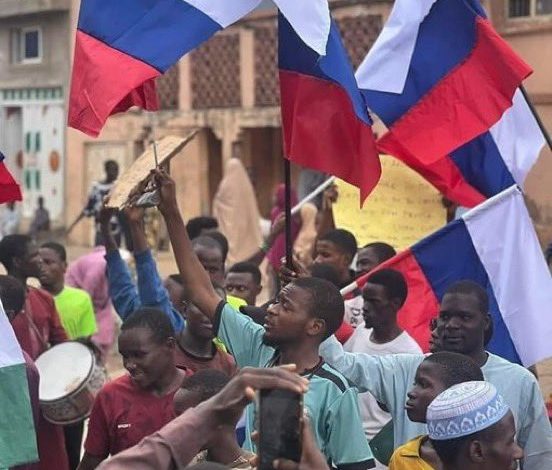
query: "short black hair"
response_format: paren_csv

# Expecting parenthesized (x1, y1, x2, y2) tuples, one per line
(0, 235, 32, 272)
(205, 231, 229, 264)
(545, 243, 552, 264)
(424, 352, 483, 388)
(309, 263, 341, 288)
(180, 369, 230, 402)
(120, 307, 174, 344)
(41, 242, 67, 263)
(167, 274, 183, 285)
(293, 277, 344, 339)
(444, 280, 489, 314)
(191, 235, 224, 257)
(228, 262, 262, 285)
(366, 269, 408, 307)
(104, 159, 118, 170)
(319, 229, 358, 260)
(186, 216, 218, 240)
(362, 242, 396, 263)
(432, 424, 499, 466)
(0, 275, 26, 314)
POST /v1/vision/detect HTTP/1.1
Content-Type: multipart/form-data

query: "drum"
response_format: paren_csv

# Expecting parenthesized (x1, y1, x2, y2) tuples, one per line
(35, 341, 107, 425)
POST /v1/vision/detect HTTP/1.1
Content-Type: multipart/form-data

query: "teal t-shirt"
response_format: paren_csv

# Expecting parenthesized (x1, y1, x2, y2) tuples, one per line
(214, 302, 375, 469)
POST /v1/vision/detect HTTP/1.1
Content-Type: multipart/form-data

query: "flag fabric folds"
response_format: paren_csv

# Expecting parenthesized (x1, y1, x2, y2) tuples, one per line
(0, 304, 38, 467)
(69, 0, 260, 137)
(278, 14, 381, 203)
(343, 186, 552, 367)
(357, 0, 532, 165)
(0, 151, 22, 204)
(378, 89, 545, 207)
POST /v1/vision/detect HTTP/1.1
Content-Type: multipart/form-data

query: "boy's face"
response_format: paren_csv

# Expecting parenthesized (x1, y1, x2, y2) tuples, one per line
(405, 360, 448, 423)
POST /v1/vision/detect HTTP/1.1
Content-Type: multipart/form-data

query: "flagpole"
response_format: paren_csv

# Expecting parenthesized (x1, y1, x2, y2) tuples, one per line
(520, 85, 552, 151)
(284, 158, 293, 268)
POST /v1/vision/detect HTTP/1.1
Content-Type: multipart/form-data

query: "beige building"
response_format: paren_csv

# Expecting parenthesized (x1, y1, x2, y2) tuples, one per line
(0, 0, 550, 245)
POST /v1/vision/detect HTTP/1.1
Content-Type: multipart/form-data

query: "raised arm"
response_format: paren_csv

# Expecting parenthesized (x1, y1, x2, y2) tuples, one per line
(155, 169, 221, 320)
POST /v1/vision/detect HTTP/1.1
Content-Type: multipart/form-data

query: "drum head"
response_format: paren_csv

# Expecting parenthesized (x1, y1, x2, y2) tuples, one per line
(36, 342, 94, 402)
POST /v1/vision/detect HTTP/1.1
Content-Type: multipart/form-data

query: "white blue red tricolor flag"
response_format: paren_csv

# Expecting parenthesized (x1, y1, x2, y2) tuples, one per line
(69, 0, 331, 137)
(344, 186, 552, 367)
(0, 152, 22, 204)
(357, 0, 532, 177)
(279, 13, 381, 202)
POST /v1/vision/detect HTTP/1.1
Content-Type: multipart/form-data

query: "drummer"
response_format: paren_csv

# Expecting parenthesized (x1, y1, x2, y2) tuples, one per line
(77, 307, 187, 470)
(0, 234, 69, 470)
(39, 241, 98, 470)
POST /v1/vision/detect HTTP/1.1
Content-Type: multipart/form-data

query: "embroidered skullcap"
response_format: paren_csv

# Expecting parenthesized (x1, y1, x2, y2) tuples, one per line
(427, 381, 509, 441)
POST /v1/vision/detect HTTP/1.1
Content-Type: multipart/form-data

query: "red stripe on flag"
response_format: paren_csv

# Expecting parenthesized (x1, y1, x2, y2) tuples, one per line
(379, 17, 532, 164)
(279, 69, 381, 203)
(0, 163, 22, 203)
(355, 249, 440, 352)
(69, 31, 160, 137)
(377, 135, 486, 208)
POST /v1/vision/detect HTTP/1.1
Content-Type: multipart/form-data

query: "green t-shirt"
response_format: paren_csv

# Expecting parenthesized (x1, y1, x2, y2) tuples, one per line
(214, 302, 375, 469)
(54, 286, 97, 339)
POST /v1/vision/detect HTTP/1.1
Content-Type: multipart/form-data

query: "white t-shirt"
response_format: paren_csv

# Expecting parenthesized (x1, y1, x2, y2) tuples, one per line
(344, 327, 422, 447)
(344, 295, 364, 328)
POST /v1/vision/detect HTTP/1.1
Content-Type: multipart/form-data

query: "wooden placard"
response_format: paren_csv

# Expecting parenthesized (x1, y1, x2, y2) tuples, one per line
(106, 130, 198, 209)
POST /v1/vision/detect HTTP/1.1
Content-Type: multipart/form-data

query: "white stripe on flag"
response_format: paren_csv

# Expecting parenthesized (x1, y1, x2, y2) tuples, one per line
(185, 0, 261, 27)
(489, 89, 545, 186)
(355, 0, 437, 94)
(0, 299, 24, 368)
(272, 0, 330, 55)
(463, 186, 552, 366)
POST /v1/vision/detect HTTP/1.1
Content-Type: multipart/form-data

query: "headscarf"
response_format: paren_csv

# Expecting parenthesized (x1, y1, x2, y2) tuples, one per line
(293, 202, 318, 265)
(266, 184, 301, 270)
(213, 158, 262, 266)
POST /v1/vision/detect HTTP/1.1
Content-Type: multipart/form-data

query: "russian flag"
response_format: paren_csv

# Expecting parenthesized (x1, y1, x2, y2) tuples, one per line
(278, 13, 381, 202)
(0, 152, 22, 204)
(69, 0, 261, 137)
(357, 0, 532, 165)
(342, 186, 552, 366)
(378, 89, 546, 207)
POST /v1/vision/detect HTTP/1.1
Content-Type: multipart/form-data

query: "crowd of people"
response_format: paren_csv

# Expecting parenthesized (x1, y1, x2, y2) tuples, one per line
(1, 158, 552, 470)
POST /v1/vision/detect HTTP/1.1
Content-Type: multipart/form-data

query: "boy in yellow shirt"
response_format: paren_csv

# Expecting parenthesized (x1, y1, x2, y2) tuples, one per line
(389, 352, 483, 470)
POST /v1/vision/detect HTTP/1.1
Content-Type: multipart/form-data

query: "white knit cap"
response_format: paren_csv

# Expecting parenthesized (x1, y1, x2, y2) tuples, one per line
(427, 381, 510, 441)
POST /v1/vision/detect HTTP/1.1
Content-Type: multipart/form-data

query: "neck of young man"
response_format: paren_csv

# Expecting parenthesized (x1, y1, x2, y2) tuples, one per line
(207, 428, 244, 465)
(370, 320, 403, 345)
(178, 330, 215, 358)
(419, 436, 444, 470)
(148, 365, 183, 397)
(42, 280, 64, 297)
(466, 347, 489, 368)
(10, 270, 27, 287)
(277, 340, 321, 374)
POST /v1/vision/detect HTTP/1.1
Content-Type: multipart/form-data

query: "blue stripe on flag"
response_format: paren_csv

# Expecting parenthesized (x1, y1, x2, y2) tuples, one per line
(412, 219, 521, 363)
(362, 0, 478, 125)
(78, 0, 221, 72)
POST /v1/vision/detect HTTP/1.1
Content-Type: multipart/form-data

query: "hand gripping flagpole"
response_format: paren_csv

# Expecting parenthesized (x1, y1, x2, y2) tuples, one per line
(520, 85, 552, 151)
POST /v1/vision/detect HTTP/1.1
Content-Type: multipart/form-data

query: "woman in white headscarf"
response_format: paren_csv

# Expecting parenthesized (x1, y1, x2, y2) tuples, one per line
(212, 158, 263, 266)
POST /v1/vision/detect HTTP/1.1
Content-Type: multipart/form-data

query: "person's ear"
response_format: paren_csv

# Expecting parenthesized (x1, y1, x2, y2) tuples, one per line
(307, 318, 326, 337)
(390, 298, 402, 312)
(468, 439, 485, 463)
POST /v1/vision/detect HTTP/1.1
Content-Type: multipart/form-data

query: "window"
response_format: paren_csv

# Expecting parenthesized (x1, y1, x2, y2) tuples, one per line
(537, 0, 552, 14)
(10, 27, 42, 64)
(509, 0, 531, 16)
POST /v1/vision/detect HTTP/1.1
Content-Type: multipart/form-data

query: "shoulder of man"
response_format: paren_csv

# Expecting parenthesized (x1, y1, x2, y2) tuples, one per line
(312, 362, 355, 394)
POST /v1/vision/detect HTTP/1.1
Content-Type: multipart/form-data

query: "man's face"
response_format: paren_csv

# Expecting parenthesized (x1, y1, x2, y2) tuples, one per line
(313, 241, 350, 278)
(118, 327, 174, 390)
(194, 246, 224, 285)
(356, 247, 381, 276)
(16, 242, 43, 279)
(405, 360, 448, 423)
(438, 293, 488, 356)
(39, 248, 65, 288)
(163, 278, 186, 316)
(225, 272, 260, 306)
(263, 284, 318, 347)
(362, 282, 396, 329)
(182, 301, 215, 340)
(105, 162, 119, 183)
(475, 412, 523, 470)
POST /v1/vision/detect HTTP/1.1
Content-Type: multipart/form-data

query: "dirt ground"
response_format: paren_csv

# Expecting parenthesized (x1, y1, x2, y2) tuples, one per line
(61, 244, 552, 403)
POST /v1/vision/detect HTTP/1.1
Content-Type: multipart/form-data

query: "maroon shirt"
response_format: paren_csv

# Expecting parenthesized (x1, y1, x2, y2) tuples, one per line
(84, 375, 178, 458)
(173, 343, 237, 377)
